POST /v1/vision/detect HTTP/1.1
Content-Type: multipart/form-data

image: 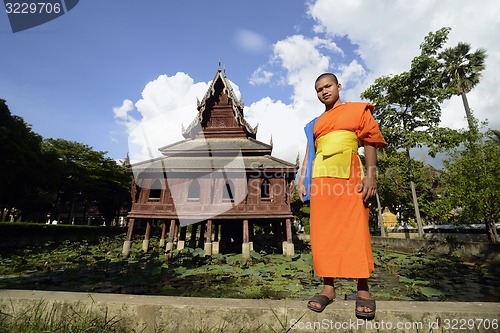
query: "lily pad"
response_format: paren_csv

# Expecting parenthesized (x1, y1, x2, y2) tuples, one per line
(420, 286, 444, 298)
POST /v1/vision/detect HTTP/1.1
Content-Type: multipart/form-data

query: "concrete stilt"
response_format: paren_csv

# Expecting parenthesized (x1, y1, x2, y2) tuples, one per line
(212, 241, 219, 254)
(287, 242, 295, 256)
(122, 218, 135, 258)
(242, 242, 251, 259)
(282, 241, 288, 256)
(143, 220, 151, 253)
(284, 218, 294, 256)
(242, 219, 250, 259)
(166, 219, 176, 253)
(142, 239, 149, 252)
(204, 242, 212, 256)
(159, 221, 167, 248)
(212, 223, 220, 254)
(286, 242, 294, 256)
(122, 240, 132, 258)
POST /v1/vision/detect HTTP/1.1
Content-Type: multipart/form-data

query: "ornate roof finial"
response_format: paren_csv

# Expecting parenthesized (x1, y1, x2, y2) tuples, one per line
(218, 58, 221, 71)
(295, 152, 301, 167)
(270, 135, 273, 147)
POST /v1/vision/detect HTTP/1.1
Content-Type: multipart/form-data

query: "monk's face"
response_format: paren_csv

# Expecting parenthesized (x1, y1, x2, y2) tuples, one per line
(315, 76, 342, 108)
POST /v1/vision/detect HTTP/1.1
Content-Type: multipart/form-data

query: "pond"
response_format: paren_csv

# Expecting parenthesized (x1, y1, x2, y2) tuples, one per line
(0, 235, 498, 302)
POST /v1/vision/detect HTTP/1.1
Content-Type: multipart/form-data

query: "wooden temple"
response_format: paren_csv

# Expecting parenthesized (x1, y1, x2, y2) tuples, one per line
(122, 66, 298, 258)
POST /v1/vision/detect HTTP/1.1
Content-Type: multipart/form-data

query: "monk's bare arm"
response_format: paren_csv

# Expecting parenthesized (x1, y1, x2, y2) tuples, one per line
(360, 142, 377, 202)
(298, 145, 309, 202)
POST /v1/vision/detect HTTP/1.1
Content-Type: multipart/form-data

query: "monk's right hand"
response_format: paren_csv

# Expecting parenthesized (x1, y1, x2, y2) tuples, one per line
(298, 183, 307, 203)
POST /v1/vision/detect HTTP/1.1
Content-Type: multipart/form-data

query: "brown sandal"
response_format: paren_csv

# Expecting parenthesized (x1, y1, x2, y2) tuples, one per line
(307, 294, 334, 313)
(355, 296, 376, 320)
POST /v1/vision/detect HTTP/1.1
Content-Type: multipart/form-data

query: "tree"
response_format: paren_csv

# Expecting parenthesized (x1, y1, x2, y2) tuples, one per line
(440, 129, 499, 243)
(361, 27, 463, 237)
(377, 151, 444, 227)
(42, 138, 130, 224)
(0, 99, 130, 224)
(487, 129, 500, 144)
(0, 99, 46, 221)
(438, 42, 487, 132)
(290, 185, 310, 232)
(93, 158, 131, 225)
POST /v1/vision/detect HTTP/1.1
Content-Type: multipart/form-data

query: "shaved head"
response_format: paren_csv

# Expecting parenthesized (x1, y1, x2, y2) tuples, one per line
(315, 73, 339, 85)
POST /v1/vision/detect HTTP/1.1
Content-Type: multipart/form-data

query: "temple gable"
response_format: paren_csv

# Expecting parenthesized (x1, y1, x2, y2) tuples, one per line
(182, 68, 257, 139)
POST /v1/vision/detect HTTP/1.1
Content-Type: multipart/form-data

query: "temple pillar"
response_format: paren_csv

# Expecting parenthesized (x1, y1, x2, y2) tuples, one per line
(204, 219, 212, 256)
(166, 219, 176, 252)
(142, 220, 151, 252)
(284, 218, 294, 256)
(177, 226, 187, 250)
(242, 219, 250, 259)
(159, 220, 167, 248)
(122, 218, 135, 258)
(212, 222, 220, 255)
(173, 221, 179, 242)
(189, 223, 198, 248)
(197, 222, 205, 249)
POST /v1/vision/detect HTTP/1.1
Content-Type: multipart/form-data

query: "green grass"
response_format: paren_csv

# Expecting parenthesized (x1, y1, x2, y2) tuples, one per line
(0, 299, 130, 333)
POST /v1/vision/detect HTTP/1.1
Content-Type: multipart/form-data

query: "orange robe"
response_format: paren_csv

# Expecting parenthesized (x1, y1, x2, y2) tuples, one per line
(310, 102, 387, 278)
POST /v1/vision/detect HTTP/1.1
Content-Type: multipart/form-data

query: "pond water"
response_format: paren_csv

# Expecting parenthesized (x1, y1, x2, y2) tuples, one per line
(0, 236, 498, 302)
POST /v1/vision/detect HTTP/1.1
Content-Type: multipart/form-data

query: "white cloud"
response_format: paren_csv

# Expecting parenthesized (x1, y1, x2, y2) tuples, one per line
(338, 60, 366, 84)
(134, 72, 207, 122)
(271, 35, 341, 112)
(116, 72, 249, 164)
(116, 0, 500, 172)
(249, 66, 273, 85)
(234, 29, 268, 54)
(115, 35, 343, 166)
(244, 97, 306, 163)
(113, 99, 134, 120)
(115, 73, 209, 163)
(308, 0, 500, 132)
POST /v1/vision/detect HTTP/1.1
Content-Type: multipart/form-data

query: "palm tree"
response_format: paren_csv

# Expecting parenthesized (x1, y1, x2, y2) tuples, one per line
(438, 42, 487, 131)
(487, 129, 500, 144)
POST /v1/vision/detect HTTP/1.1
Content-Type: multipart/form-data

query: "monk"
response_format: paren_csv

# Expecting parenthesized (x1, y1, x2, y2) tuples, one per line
(298, 73, 387, 319)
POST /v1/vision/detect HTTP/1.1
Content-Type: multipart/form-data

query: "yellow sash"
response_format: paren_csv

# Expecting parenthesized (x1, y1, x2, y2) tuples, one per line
(312, 130, 362, 179)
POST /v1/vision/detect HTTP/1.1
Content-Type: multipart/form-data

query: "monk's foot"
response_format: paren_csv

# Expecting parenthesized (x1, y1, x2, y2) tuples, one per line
(308, 285, 336, 310)
(356, 290, 375, 315)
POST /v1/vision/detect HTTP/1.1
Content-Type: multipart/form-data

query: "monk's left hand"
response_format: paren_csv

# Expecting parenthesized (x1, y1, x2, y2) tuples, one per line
(359, 176, 377, 202)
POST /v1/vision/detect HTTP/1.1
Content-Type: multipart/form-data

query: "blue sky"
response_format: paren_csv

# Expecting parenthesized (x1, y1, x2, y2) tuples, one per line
(1, 0, 499, 167)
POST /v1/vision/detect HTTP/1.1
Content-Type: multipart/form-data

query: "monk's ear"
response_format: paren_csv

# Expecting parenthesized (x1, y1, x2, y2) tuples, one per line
(337, 83, 342, 91)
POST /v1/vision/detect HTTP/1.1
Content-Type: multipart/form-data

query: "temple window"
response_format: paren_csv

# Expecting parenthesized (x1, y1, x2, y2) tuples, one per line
(222, 179, 235, 203)
(187, 179, 201, 202)
(261, 178, 272, 201)
(148, 179, 162, 202)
